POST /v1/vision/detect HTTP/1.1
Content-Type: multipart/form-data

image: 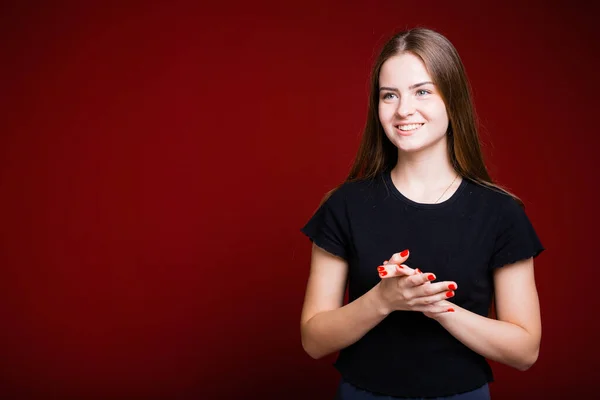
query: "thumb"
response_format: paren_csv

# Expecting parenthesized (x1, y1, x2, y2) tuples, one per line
(389, 249, 410, 266)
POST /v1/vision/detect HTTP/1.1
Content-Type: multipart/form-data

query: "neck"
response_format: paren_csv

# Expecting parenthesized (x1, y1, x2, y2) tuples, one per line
(390, 143, 460, 204)
(392, 145, 456, 188)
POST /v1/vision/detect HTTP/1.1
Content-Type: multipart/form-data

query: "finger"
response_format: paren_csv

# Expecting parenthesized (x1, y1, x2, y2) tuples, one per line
(430, 302, 456, 314)
(413, 287, 456, 305)
(408, 271, 437, 286)
(383, 261, 416, 275)
(388, 249, 410, 266)
(418, 300, 456, 314)
(382, 249, 414, 279)
(377, 263, 413, 279)
(417, 281, 458, 296)
(414, 268, 428, 286)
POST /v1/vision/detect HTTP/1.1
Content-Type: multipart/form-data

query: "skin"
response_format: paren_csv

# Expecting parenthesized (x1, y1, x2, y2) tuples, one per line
(378, 52, 458, 203)
(300, 52, 541, 371)
(378, 53, 449, 156)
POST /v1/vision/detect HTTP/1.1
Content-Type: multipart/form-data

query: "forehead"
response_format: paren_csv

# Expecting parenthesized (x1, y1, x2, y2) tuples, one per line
(379, 53, 432, 86)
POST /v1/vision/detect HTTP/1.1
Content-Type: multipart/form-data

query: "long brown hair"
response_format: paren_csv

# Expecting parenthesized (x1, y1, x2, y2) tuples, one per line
(320, 27, 522, 207)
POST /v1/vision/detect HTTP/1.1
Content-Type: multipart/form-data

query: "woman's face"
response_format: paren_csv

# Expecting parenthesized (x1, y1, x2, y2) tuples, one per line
(378, 52, 449, 154)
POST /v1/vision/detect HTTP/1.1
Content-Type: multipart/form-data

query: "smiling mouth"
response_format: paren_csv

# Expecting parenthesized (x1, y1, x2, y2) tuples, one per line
(395, 123, 424, 132)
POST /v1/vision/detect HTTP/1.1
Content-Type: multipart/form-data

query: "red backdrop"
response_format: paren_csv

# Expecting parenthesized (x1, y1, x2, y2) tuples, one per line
(1, 1, 598, 399)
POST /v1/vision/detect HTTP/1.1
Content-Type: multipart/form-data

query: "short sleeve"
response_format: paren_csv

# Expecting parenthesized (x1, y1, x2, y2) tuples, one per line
(489, 197, 545, 270)
(300, 187, 350, 260)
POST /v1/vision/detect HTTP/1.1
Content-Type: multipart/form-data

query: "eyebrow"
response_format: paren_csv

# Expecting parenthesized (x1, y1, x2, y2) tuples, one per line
(379, 81, 434, 91)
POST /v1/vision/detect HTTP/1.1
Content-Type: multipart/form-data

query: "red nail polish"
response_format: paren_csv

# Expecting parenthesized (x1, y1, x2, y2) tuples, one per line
(446, 291, 454, 298)
(448, 284, 456, 290)
(415, 268, 421, 273)
(447, 308, 455, 312)
(380, 271, 388, 276)
(396, 264, 404, 269)
(377, 266, 385, 271)
(427, 274, 435, 281)
(400, 249, 409, 257)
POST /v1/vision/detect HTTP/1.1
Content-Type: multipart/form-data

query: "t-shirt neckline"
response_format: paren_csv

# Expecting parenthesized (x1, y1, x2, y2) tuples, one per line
(383, 169, 468, 209)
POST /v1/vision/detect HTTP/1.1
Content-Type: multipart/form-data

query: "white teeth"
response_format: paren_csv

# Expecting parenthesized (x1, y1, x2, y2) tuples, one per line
(397, 123, 423, 131)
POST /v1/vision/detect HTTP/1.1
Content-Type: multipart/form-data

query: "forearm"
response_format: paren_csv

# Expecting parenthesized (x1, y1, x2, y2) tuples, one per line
(436, 305, 540, 370)
(301, 285, 387, 359)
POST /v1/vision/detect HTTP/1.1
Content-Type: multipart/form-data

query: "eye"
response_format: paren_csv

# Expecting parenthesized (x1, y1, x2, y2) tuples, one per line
(416, 89, 431, 96)
(381, 92, 397, 100)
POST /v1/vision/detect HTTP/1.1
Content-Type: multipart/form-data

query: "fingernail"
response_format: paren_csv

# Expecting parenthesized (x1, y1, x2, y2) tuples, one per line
(380, 271, 388, 276)
(397, 264, 404, 269)
(446, 291, 454, 298)
(447, 308, 455, 312)
(448, 284, 456, 290)
(377, 266, 385, 271)
(400, 249, 409, 257)
(427, 274, 435, 281)
(415, 268, 421, 273)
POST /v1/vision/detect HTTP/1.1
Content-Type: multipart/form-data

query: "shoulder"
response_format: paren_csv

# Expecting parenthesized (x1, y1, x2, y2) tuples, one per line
(466, 180, 541, 246)
(462, 178, 523, 214)
(327, 174, 384, 206)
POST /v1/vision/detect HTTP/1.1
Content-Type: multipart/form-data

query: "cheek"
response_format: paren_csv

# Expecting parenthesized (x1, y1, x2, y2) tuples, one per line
(426, 103, 449, 125)
(378, 104, 393, 122)
(378, 104, 385, 120)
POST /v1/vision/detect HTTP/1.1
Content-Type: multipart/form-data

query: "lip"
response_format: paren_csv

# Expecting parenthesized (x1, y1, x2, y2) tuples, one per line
(394, 123, 425, 136)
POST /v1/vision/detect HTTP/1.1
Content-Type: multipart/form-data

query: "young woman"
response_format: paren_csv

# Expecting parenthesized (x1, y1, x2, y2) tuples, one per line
(300, 28, 544, 400)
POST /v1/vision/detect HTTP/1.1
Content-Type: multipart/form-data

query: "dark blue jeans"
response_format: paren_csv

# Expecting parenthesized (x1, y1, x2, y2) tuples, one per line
(334, 379, 490, 400)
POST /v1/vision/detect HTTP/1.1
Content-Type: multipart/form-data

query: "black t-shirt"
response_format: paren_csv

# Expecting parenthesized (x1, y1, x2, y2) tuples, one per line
(301, 170, 544, 398)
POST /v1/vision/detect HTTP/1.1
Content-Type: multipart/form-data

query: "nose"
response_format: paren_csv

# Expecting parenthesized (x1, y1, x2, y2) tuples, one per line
(396, 96, 415, 117)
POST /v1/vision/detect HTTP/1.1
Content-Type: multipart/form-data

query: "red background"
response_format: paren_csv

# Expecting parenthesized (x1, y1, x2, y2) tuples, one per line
(1, 1, 598, 399)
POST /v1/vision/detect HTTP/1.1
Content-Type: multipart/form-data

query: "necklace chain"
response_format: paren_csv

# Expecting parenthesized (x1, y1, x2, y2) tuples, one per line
(434, 174, 459, 204)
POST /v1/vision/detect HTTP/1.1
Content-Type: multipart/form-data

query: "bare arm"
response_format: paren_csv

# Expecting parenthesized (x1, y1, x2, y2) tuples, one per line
(300, 244, 389, 359)
(428, 258, 541, 370)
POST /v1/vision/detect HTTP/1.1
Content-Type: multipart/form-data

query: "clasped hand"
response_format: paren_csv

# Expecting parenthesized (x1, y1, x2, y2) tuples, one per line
(375, 250, 456, 318)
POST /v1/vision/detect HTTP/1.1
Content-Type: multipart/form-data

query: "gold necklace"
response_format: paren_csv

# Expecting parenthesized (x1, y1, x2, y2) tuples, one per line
(434, 174, 459, 204)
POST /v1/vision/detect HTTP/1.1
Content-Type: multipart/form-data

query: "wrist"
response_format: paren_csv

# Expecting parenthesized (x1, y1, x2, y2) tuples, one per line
(368, 283, 391, 317)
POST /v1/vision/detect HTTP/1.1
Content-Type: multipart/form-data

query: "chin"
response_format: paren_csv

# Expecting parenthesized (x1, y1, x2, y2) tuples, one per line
(392, 135, 447, 154)
(397, 145, 427, 154)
